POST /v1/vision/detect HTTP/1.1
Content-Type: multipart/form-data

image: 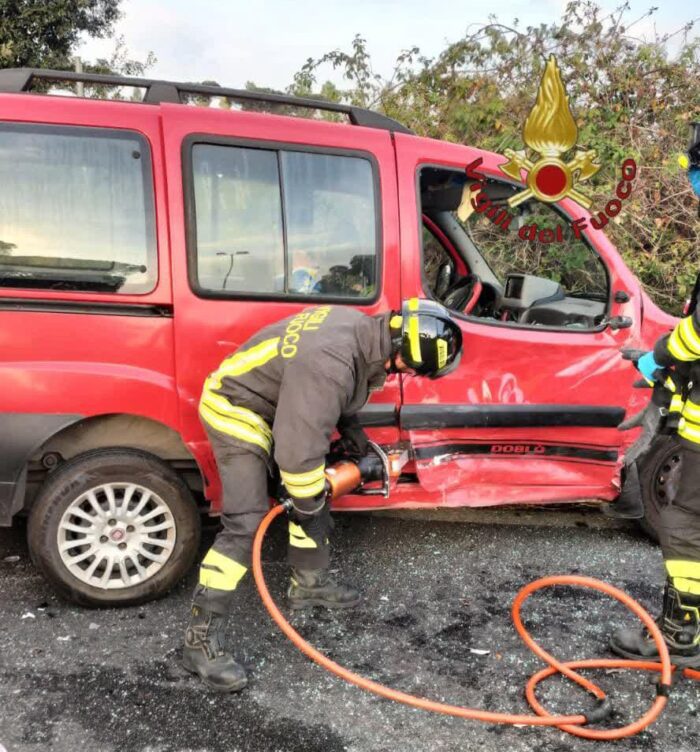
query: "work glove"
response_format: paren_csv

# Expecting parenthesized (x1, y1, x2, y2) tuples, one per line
(622, 349, 663, 386)
(636, 352, 664, 385)
(332, 415, 370, 460)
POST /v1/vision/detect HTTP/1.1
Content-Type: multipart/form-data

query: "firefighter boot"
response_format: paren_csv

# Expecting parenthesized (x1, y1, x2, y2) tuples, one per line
(182, 602, 248, 692)
(610, 583, 700, 668)
(287, 567, 361, 609)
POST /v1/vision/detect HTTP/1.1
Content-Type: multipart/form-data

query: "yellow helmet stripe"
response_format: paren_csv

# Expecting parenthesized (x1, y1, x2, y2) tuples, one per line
(407, 298, 422, 363)
(436, 338, 448, 369)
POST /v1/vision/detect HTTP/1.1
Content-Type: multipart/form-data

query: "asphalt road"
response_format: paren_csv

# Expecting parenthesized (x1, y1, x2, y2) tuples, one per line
(0, 508, 698, 752)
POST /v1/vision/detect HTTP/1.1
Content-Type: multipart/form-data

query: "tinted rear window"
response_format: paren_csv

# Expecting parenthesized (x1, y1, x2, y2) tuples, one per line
(0, 124, 157, 294)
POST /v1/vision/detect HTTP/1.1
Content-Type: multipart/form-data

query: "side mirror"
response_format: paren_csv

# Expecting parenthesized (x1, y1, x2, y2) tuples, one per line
(435, 263, 454, 298)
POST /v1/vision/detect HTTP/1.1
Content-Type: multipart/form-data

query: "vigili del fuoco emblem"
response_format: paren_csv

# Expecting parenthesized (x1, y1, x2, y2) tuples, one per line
(499, 54, 600, 209)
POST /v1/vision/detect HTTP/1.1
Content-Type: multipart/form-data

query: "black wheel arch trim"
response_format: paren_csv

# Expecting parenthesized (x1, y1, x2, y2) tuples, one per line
(0, 413, 83, 525)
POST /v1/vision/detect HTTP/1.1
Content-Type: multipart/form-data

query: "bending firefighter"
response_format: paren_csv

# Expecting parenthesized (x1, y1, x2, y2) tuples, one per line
(611, 124, 700, 669)
(182, 299, 462, 691)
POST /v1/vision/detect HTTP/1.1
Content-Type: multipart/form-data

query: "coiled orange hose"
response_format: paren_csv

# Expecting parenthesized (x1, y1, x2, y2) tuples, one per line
(252, 505, 679, 740)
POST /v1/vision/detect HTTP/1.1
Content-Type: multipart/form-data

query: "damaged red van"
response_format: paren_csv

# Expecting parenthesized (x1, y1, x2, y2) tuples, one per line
(0, 68, 677, 605)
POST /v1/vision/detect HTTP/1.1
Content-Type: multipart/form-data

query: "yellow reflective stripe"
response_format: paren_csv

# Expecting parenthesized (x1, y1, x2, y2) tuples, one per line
(678, 417, 700, 445)
(227, 406, 272, 438)
(672, 579, 700, 596)
(210, 337, 281, 387)
(670, 394, 685, 413)
(200, 392, 272, 439)
(407, 297, 422, 363)
(280, 463, 325, 486)
(682, 400, 700, 422)
(436, 338, 447, 369)
(668, 318, 700, 362)
(663, 376, 677, 393)
(199, 404, 271, 453)
(666, 560, 700, 580)
(667, 331, 692, 361)
(280, 463, 326, 498)
(390, 315, 403, 330)
(199, 400, 272, 445)
(284, 477, 326, 498)
(666, 560, 700, 595)
(681, 316, 700, 355)
(199, 548, 248, 591)
(288, 521, 318, 549)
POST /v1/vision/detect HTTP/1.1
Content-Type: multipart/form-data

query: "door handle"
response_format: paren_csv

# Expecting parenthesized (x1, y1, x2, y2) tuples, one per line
(607, 315, 633, 331)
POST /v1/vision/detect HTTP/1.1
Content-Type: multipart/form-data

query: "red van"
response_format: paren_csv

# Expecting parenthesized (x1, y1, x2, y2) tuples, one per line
(0, 68, 677, 606)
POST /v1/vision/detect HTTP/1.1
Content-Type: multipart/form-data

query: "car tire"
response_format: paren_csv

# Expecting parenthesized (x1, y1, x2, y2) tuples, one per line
(28, 448, 201, 608)
(637, 435, 684, 543)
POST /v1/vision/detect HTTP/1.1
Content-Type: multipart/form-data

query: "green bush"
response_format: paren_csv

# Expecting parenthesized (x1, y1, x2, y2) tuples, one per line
(287, 2, 700, 314)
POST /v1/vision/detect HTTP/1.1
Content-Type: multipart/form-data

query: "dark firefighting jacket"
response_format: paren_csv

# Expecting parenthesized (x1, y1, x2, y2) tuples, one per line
(654, 306, 700, 451)
(199, 306, 393, 499)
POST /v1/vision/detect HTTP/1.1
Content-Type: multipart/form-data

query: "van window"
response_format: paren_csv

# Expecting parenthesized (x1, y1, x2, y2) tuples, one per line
(465, 192, 608, 300)
(422, 224, 455, 298)
(190, 144, 378, 299)
(192, 145, 284, 293)
(0, 124, 156, 294)
(419, 167, 609, 330)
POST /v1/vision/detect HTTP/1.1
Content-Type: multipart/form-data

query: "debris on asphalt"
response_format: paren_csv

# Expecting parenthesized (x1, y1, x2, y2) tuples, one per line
(0, 509, 692, 752)
(20, 612, 35, 620)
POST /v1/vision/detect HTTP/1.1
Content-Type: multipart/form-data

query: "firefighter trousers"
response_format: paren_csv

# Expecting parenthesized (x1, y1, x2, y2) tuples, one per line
(193, 420, 331, 613)
(658, 443, 700, 597)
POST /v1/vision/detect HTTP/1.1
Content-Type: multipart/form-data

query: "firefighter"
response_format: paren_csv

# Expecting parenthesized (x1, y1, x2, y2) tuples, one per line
(611, 124, 700, 669)
(182, 298, 462, 691)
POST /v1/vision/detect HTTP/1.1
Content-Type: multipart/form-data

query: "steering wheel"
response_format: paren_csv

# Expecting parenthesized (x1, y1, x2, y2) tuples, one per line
(441, 274, 483, 315)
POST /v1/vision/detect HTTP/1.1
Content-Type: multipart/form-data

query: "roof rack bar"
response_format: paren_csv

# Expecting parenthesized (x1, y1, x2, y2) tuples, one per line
(0, 68, 413, 134)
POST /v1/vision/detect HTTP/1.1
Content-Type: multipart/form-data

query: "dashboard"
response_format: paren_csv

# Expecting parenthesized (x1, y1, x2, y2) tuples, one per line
(440, 272, 608, 330)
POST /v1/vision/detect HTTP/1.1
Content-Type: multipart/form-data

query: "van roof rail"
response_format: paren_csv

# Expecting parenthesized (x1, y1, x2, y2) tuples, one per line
(0, 67, 413, 134)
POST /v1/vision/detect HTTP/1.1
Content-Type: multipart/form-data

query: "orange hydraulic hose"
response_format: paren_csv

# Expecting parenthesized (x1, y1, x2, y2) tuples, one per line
(252, 504, 679, 740)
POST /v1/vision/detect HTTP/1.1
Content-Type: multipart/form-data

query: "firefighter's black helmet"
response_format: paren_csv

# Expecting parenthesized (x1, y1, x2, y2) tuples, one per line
(390, 298, 463, 378)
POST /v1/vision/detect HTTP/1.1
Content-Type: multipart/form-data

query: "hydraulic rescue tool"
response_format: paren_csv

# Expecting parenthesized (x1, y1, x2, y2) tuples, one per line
(252, 443, 700, 741)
